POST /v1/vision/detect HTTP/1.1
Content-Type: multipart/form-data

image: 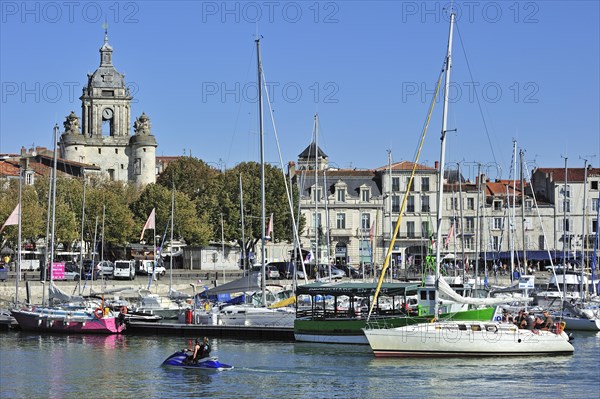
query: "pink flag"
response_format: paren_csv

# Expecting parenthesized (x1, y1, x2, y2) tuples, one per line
(0, 204, 20, 233)
(140, 208, 155, 240)
(265, 213, 273, 241)
(444, 221, 455, 248)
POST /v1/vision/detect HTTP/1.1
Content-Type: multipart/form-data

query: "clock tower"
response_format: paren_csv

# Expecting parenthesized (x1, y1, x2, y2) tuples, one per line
(59, 31, 157, 185)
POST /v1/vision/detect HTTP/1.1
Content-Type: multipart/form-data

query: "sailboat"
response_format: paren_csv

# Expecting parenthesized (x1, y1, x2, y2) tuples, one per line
(11, 124, 125, 334)
(363, 12, 573, 356)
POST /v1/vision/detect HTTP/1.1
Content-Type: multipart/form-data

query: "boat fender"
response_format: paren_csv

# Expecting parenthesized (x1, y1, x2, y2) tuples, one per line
(94, 308, 103, 319)
(494, 316, 502, 322)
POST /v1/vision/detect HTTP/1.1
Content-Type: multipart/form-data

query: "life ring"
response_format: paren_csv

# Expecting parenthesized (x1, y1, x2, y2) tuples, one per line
(94, 308, 103, 319)
(120, 306, 128, 315)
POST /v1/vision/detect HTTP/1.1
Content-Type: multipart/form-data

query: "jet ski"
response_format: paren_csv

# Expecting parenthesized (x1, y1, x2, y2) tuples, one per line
(162, 350, 233, 371)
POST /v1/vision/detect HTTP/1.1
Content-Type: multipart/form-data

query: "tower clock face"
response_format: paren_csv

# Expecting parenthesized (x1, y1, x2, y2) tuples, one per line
(102, 108, 114, 120)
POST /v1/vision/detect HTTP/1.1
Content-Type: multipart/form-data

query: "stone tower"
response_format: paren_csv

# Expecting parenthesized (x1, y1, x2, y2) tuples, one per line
(59, 31, 157, 185)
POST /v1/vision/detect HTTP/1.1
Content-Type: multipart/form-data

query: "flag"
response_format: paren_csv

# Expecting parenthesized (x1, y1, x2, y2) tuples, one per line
(369, 221, 376, 245)
(0, 204, 19, 233)
(140, 208, 155, 240)
(445, 221, 455, 248)
(265, 213, 273, 241)
(304, 250, 313, 263)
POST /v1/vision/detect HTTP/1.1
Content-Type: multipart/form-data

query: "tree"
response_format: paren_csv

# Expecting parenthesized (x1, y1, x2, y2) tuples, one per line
(131, 183, 212, 246)
(218, 162, 302, 265)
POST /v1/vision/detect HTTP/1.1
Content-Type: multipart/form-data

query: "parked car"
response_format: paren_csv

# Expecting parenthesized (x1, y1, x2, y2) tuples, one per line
(266, 265, 280, 279)
(135, 259, 166, 278)
(312, 264, 345, 280)
(95, 260, 114, 279)
(337, 264, 363, 278)
(113, 260, 136, 280)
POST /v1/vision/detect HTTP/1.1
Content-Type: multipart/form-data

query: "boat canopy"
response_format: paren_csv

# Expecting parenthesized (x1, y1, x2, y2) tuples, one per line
(296, 282, 419, 297)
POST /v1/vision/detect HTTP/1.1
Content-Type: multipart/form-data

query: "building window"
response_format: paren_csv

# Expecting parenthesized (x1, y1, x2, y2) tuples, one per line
(25, 172, 33, 185)
(407, 177, 414, 192)
(448, 197, 458, 210)
(336, 213, 346, 229)
(392, 177, 400, 192)
(115, 149, 118, 154)
(464, 236, 473, 250)
(591, 181, 598, 190)
(108, 169, 115, 181)
(591, 198, 598, 212)
(493, 217, 503, 230)
(407, 195, 415, 212)
(314, 213, 322, 228)
(491, 236, 500, 251)
(559, 199, 571, 213)
(493, 200, 502, 211)
(467, 197, 475, 210)
(406, 221, 415, 238)
(313, 187, 322, 202)
(538, 235, 545, 250)
(337, 189, 345, 202)
(98, 148, 101, 154)
(134, 158, 141, 175)
(361, 213, 371, 230)
(524, 199, 533, 211)
(465, 217, 475, 233)
(421, 195, 430, 212)
(392, 195, 400, 213)
(560, 185, 571, 198)
(592, 219, 597, 234)
(563, 219, 571, 232)
(361, 189, 370, 202)
(422, 177, 430, 192)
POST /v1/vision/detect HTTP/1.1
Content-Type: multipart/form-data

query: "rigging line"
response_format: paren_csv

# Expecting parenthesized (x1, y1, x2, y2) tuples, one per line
(454, 21, 500, 172)
(261, 68, 308, 283)
(368, 68, 445, 321)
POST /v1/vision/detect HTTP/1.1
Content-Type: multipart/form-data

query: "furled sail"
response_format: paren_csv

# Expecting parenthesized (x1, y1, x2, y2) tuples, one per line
(437, 277, 531, 306)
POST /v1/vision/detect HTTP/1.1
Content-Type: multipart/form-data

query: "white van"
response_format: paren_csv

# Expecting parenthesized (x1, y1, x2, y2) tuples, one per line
(113, 260, 135, 280)
(135, 259, 166, 278)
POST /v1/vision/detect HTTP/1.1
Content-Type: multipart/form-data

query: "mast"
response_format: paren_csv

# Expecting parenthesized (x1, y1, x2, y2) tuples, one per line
(239, 174, 246, 273)
(256, 37, 267, 307)
(510, 140, 517, 282)
(475, 163, 482, 289)
(169, 181, 174, 293)
(562, 156, 568, 297)
(434, 11, 455, 317)
(15, 165, 22, 305)
(580, 159, 588, 299)
(78, 177, 86, 295)
(314, 113, 319, 270)
(48, 124, 59, 301)
(323, 168, 332, 278)
(520, 149, 527, 274)
(458, 163, 466, 281)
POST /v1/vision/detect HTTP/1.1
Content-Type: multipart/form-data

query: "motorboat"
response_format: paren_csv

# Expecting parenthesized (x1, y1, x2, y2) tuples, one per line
(11, 304, 125, 334)
(161, 351, 233, 371)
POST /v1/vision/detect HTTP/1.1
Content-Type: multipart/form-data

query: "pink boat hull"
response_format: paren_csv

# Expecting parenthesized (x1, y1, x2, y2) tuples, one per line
(11, 309, 125, 334)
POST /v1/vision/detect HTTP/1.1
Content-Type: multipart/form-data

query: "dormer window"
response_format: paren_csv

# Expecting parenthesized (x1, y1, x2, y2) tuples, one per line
(313, 187, 322, 202)
(337, 189, 345, 202)
(361, 188, 370, 202)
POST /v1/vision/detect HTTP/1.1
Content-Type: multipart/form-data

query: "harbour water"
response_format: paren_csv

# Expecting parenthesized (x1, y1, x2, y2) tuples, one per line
(1, 331, 599, 399)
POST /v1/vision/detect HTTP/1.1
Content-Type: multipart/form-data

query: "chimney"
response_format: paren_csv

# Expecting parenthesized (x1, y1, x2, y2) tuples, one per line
(434, 161, 439, 170)
(20, 146, 26, 156)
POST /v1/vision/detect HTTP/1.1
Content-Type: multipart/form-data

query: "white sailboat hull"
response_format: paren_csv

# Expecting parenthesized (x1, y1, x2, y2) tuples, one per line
(364, 321, 574, 357)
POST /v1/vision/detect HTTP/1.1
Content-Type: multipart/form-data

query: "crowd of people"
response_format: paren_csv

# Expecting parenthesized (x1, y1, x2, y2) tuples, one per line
(502, 308, 555, 331)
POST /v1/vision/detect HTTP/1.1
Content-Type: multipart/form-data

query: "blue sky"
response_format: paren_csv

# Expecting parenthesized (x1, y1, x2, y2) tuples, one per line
(1, 1, 598, 181)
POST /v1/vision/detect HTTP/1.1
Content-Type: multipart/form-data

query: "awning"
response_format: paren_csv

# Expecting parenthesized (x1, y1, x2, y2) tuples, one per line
(203, 272, 261, 296)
